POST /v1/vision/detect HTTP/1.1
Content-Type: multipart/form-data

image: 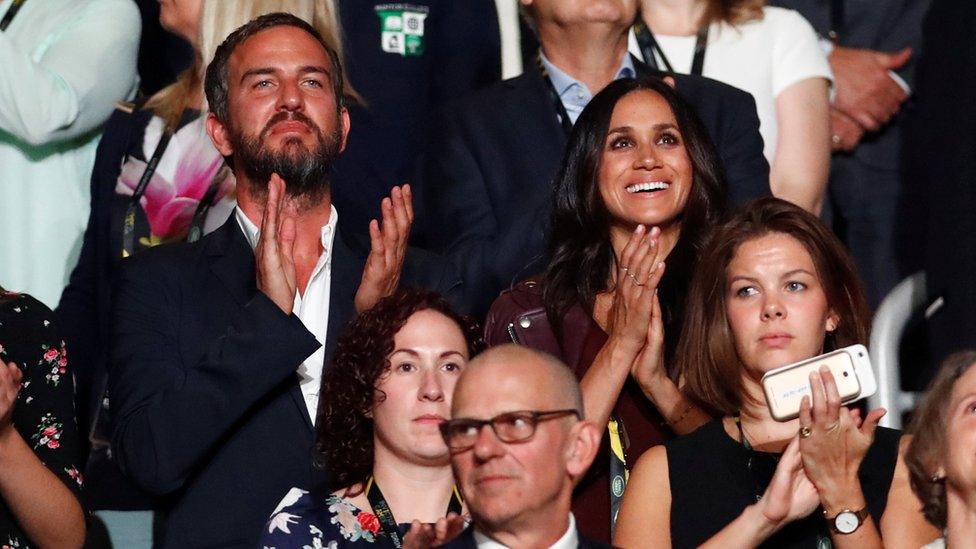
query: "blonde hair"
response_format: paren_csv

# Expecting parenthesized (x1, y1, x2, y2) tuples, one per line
(145, 0, 356, 131)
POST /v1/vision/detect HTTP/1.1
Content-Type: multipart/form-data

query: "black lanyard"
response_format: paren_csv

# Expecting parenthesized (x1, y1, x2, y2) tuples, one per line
(828, 0, 845, 42)
(121, 123, 221, 257)
(365, 476, 464, 548)
(0, 0, 26, 32)
(536, 50, 574, 137)
(633, 19, 709, 76)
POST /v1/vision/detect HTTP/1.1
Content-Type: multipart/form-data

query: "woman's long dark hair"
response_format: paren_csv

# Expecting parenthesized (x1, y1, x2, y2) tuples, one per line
(542, 77, 727, 365)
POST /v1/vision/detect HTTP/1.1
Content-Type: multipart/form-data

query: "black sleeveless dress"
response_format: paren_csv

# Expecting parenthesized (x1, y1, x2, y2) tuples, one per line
(666, 419, 901, 548)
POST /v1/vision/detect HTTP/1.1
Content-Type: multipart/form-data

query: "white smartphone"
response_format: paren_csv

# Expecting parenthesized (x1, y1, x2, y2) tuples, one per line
(761, 344, 877, 422)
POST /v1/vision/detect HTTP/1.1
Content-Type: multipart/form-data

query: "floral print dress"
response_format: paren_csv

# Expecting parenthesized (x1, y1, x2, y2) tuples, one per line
(0, 291, 83, 548)
(261, 487, 407, 549)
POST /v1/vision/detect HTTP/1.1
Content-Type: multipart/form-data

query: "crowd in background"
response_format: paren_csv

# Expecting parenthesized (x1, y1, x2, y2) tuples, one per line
(1, 0, 975, 547)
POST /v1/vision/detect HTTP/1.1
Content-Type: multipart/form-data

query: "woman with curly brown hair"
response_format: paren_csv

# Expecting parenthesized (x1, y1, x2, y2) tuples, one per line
(906, 350, 976, 549)
(261, 288, 484, 548)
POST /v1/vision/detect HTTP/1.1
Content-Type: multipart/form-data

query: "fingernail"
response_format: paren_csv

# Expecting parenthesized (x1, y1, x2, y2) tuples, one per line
(635, 224, 645, 233)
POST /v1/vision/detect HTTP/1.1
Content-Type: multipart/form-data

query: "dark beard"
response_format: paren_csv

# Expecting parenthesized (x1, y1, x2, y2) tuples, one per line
(230, 111, 342, 209)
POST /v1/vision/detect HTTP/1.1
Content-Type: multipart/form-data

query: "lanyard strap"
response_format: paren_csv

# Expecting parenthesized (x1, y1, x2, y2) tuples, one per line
(608, 416, 629, 536)
(121, 124, 220, 257)
(633, 20, 709, 77)
(535, 50, 574, 137)
(0, 0, 26, 31)
(828, 0, 845, 42)
(122, 130, 172, 257)
(365, 476, 464, 548)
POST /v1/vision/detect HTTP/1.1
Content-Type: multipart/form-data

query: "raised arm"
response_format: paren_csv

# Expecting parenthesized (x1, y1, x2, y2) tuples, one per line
(0, 0, 139, 145)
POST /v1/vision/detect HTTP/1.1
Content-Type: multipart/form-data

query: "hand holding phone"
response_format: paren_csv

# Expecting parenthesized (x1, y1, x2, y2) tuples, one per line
(761, 344, 876, 422)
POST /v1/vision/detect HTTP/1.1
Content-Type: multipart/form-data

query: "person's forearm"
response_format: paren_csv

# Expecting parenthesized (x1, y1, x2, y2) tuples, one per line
(0, 425, 84, 548)
(637, 373, 710, 434)
(700, 503, 779, 548)
(580, 338, 639, 429)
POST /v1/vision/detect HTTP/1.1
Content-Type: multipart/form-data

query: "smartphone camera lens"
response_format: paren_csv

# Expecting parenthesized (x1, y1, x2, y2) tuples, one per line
(843, 371, 849, 377)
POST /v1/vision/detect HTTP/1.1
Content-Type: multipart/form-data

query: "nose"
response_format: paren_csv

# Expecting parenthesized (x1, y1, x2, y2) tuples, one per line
(633, 143, 662, 170)
(418, 369, 444, 402)
(471, 422, 505, 462)
(276, 78, 304, 112)
(761, 296, 786, 320)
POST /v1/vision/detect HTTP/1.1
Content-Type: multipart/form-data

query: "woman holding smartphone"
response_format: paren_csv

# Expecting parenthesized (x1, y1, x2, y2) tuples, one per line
(613, 198, 938, 548)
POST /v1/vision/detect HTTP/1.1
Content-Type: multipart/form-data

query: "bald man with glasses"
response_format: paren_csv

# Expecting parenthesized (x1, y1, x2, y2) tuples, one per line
(440, 345, 606, 549)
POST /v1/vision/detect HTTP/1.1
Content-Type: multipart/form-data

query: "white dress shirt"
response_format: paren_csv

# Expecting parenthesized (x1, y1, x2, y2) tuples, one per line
(473, 514, 579, 549)
(235, 205, 338, 424)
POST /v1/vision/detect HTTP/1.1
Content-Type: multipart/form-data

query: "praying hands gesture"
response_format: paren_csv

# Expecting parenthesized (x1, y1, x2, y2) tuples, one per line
(355, 185, 413, 313)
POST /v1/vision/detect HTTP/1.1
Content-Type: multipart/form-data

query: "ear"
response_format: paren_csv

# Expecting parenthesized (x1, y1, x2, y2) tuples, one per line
(338, 107, 351, 153)
(825, 311, 840, 333)
(663, 75, 676, 89)
(206, 113, 235, 157)
(564, 420, 601, 483)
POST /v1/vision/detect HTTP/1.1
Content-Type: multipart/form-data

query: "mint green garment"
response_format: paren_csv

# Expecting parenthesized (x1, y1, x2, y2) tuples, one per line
(0, 0, 139, 306)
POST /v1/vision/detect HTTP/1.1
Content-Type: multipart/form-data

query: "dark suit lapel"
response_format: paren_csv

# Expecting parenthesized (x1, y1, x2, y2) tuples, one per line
(323, 226, 365, 368)
(510, 59, 570, 158)
(206, 215, 257, 308)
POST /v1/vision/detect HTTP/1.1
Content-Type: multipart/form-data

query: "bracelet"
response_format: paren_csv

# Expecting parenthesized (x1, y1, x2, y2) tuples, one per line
(666, 402, 695, 427)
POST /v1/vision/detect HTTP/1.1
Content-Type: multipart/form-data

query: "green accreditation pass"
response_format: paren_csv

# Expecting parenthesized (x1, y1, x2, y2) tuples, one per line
(376, 3, 429, 57)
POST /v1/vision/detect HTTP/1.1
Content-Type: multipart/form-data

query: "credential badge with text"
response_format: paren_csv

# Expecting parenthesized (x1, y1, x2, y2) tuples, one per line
(375, 3, 430, 57)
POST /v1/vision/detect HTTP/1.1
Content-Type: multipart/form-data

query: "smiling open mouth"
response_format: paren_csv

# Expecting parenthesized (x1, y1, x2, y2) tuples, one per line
(626, 182, 670, 194)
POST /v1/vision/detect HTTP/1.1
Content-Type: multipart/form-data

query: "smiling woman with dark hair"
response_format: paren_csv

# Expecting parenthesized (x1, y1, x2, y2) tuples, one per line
(485, 76, 727, 541)
(262, 288, 484, 548)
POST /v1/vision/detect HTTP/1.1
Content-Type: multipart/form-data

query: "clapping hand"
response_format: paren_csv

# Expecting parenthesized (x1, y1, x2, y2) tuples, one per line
(255, 174, 297, 315)
(402, 513, 467, 548)
(0, 359, 22, 431)
(607, 225, 668, 388)
(760, 436, 820, 527)
(355, 185, 413, 312)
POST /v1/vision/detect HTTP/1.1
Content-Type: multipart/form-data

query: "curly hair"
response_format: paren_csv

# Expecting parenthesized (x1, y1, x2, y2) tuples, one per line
(906, 350, 976, 530)
(314, 288, 484, 490)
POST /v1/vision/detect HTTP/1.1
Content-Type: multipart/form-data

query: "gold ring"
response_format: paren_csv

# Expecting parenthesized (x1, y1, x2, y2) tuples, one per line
(621, 266, 630, 273)
(831, 134, 842, 145)
(799, 426, 813, 438)
(825, 422, 839, 433)
(627, 272, 645, 287)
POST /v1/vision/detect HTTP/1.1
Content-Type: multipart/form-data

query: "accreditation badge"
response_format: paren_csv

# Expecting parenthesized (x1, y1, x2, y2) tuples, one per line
(375, 3, 430, 57)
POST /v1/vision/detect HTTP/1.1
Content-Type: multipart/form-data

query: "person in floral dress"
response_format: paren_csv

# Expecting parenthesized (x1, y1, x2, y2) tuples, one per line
(261, 289, 483, 548)
(0, 288, 84, 547)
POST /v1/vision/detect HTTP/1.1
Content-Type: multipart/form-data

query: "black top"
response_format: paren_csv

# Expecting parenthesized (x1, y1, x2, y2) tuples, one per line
(667, 419, 901, 548)
(0, 291, 83, 547)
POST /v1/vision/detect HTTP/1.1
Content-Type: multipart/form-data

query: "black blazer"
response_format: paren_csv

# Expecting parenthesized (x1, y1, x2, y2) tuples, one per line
(442, 525, 613, 549)
(417, 56, 770, 317)
(109, 214, 459, 548)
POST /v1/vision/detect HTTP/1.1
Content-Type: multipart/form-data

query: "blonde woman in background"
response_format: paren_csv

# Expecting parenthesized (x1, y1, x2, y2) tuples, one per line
(56, 2, 349, 547)
(631, 0, 832, 214)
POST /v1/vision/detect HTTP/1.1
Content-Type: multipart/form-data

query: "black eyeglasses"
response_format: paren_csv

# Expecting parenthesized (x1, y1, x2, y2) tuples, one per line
(439, 409, 582, 451)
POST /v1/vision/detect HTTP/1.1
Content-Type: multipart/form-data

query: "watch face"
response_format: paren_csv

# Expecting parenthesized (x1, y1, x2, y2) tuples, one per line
(834, 511, 860, 534)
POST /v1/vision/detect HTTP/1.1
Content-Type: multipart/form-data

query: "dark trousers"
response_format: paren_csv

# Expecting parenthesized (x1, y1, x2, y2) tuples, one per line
(827, 155, 904, 309)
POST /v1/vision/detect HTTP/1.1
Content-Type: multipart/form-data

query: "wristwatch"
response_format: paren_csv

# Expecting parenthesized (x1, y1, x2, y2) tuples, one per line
(825, 507, 870, 534)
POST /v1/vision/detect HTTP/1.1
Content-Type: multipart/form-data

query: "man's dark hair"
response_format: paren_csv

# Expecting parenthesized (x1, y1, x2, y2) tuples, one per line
(204, 12, 346, 124)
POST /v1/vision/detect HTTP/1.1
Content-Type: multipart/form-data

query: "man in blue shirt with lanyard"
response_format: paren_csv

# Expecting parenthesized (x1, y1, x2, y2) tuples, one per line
(418, 0, 770, 319)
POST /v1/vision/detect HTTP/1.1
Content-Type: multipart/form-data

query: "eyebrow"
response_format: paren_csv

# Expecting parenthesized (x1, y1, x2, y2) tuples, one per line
(239, 65, 331, 84)
(728, 269, 815, 284)
(607, 123, 678, 135)
(389, 349, 466, 359)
